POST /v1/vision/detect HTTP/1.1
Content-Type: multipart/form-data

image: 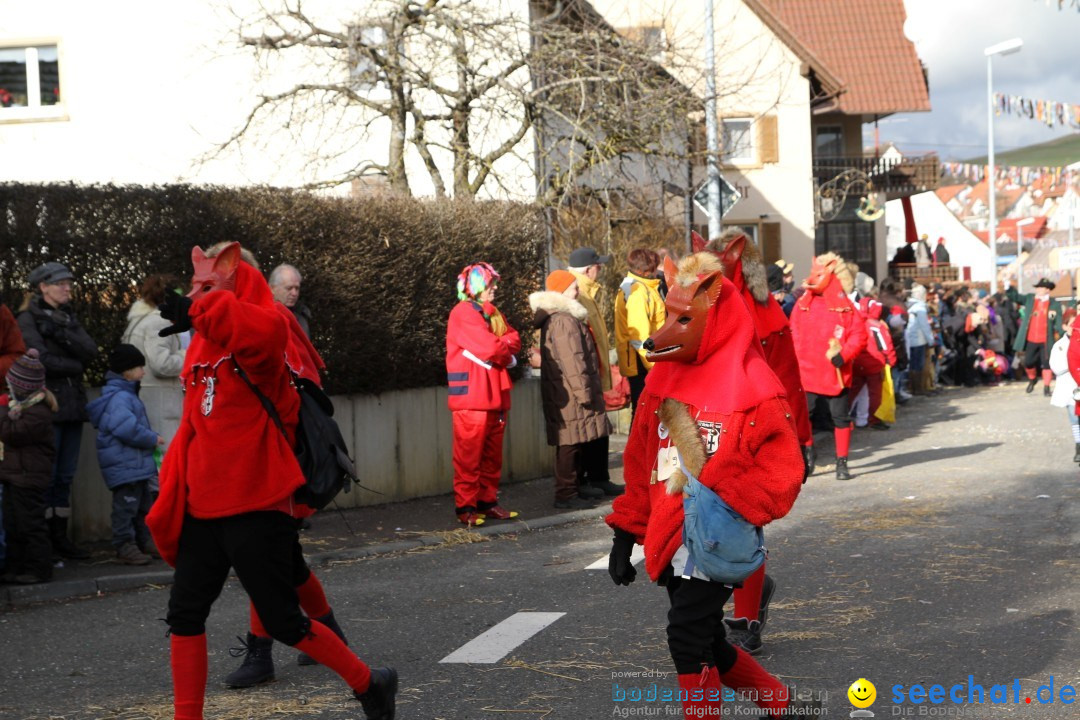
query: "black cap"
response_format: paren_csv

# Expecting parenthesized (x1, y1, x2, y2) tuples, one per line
(1035, 278, 1056, 290)
(568, 247, 612, 267)
(108, 344, 146, 374)
(766, 264, 784, 293)
(27, 262, 74, 288)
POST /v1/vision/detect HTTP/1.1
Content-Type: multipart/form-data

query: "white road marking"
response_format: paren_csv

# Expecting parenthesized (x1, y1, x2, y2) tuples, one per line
(585, 544, 645, 570)
(439, 612, 566, 664)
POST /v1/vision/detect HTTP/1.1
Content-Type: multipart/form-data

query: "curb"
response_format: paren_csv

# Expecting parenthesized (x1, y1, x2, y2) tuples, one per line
(0, 504, 613, 609)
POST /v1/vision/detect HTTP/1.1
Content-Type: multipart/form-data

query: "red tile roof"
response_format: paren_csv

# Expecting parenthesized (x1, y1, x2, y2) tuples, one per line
(754, 0, 931, 116)
(935, 184, 966, 205)
(972, 217, 1048, 244)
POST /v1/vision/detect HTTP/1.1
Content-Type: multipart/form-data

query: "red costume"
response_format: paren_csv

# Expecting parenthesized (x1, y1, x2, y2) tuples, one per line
(445, 263, 522, 525)
(850, 298, 897, 428)
(606, 252, 807, 718)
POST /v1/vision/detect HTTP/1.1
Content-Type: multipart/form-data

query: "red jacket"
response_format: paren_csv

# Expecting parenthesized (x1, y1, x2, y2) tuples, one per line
(0, 304, 26, 379)
(606, 392, 803, 582)
(790, 277, 867, 395)
(853, 299, 896, 375)
(147, 264, 305, 566)
(445, 301, 521, 411)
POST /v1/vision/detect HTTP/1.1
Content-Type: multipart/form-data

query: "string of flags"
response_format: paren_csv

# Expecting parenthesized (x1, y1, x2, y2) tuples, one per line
(993, 92, 1080, 130)
(1034, 0, 1080, 11)
(941, 163, 1078, 186)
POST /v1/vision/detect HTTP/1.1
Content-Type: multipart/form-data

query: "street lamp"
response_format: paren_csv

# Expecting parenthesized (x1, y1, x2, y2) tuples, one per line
(1016, 217, 1035, 295)
(985, 37, 1022, 295)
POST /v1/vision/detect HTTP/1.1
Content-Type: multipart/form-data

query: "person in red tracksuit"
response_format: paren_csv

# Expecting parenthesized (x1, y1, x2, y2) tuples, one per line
(607, 252, 811, 719)
(446, 262, 522, 527)
(850, 298, 897, 430)
(789, 253, 867, 482)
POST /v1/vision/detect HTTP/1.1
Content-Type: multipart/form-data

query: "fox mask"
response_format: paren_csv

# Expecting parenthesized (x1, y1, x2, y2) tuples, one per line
(188, 242, 242, 301)
(644, 256, 723, 364)
(802, 256, 837, 295)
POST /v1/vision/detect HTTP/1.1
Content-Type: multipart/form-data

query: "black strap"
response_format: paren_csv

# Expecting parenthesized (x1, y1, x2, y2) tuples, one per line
(234, 363, 289, 441)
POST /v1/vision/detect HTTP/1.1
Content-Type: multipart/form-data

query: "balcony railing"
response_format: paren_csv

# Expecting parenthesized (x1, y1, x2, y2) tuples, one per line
(814, 154, 939, 200)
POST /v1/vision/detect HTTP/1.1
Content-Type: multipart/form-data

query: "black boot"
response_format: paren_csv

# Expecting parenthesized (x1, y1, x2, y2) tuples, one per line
(1073, 443, 1080, 463)
(224, 633, 275, 688)
(1026, 378, 1037, 393)
(723, 574, 776, 655)
(355, 666, 398, 719)
(298, 610, 348, 666)
(801, 445, 816, 480)
(48, 516, 90, 560)
(1044, 384, 1052, 397)
(836, 457, 852, 481)
(591, 480, 626, 496)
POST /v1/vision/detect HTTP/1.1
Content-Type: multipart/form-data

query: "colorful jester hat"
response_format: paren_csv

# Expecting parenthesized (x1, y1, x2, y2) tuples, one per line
(456, 262, 500, 301)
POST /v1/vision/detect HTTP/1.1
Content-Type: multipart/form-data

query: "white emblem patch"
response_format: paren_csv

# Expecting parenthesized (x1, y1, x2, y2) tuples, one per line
(201, 376, 216, 417)
(698, 421, 721, 456)
(658, 422, 669, 440)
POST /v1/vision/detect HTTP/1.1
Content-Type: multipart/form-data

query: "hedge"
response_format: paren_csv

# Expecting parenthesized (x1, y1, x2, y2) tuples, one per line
(0, 183, 546, 395)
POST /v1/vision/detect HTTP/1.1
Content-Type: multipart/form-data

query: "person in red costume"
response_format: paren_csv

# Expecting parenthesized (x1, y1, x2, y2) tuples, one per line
(606, 251, 812, 719)
(146, 243, 397, 720)
(446, 262, 522, 526)
(702, 230, 810, 657)
(789, 253, 866, 481)
(851, 298, 897, 430)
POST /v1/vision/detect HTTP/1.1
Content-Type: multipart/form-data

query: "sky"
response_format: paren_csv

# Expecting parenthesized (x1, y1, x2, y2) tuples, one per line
(871, 0, 1080, 162)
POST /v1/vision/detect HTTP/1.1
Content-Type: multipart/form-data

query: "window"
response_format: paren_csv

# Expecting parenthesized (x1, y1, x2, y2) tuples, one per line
(722, 119, 753, 163)
(814, 125, 843, 157)
(348, 26, 388, 91)
(815, 221, 875, 269)
(0, 44, 62, 119)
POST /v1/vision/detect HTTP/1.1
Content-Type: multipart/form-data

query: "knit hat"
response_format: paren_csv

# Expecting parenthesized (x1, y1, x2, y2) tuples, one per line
(910, 284, 927, 302)
(855, 271, 875, 297)
(108, 344, 146, 374)
(545, 270, 577, 294)
(766, 264, 784, 293)
(456, 262, 500, 301)
(7, 349, 46, 395)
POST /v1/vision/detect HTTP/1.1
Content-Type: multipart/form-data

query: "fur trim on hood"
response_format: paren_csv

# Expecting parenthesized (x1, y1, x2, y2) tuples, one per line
(706, 229, 768, 304)
(126, 298, 156, 321)
(674, 252, 724, 287)
(657, 398, 707, 496)
(529, 290, 589, 321)
(815, 252, 855, 294)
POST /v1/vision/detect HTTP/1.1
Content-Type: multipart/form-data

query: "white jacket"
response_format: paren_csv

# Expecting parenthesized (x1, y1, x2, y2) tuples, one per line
(1048, 335, 1076, 409)
(122, 300, 185, 387)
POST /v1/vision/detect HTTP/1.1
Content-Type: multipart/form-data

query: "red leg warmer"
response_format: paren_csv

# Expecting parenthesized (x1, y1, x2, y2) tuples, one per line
(171, 633, 207, 720)
(677, 666, 723, 718)
(732, 563, 766, 621)
(1026, 367, 1037, 380)
(834, 425, 852, 458)
(297, 572, 332, 619)
(249, 601, 269, 639)
(718, 647, 789, 716)
(292, 619, 371, 693)
(1042, 368, 1054, 386)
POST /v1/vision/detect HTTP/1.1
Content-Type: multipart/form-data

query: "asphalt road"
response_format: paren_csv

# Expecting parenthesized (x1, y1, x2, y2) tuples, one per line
(0, 383, 1077, 720)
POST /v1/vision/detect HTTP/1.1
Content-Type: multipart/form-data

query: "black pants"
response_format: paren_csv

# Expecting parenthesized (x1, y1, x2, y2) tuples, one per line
(665, 575, 738, 675)
(580, 435, 609, 486)
(167, 512, 309, 644)
(110, 480, 153, 549)
(807, 390, 851, 428)
(629, 355, 648, 421)
(1024, 342, 1049, 372)
(1, 483, 52, 580)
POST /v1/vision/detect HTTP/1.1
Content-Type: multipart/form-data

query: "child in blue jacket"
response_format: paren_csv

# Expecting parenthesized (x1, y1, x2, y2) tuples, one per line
(87, 344, 163, 565)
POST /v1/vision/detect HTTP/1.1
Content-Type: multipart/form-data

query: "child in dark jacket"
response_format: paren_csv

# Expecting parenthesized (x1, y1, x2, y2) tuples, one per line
(86, 344, 163, 566)
(0, 349, 57, 584)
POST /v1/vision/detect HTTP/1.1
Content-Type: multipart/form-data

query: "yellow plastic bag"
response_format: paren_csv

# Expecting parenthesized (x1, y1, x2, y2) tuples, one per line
(875, 365, 897, 425)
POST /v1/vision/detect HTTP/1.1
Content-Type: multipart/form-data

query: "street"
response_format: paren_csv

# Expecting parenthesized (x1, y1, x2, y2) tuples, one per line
(1, 383, 1078, 720)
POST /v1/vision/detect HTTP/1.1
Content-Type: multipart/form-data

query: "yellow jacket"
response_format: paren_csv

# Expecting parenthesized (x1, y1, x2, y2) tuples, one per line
(614, 273, 665, 377)
(569, 270, 612, 391)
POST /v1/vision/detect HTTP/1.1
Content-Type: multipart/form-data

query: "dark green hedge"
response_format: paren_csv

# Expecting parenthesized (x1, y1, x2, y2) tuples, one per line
(0, 183, 546, 395)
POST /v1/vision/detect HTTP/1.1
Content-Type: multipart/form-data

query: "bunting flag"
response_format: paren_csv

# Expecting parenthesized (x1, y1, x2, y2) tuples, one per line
(1034, 0, 1080, 11)
(940, 163, 1078, 186)
(993, 92, 1080, 130)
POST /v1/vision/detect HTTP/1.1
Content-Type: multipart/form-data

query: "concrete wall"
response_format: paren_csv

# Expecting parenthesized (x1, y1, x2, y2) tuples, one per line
(69, 379, 553, 542)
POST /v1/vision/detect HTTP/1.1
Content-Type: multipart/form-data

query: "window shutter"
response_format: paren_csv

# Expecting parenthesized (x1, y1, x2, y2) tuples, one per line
(757, 115, 779, 164)
(762, 223, 781, 264)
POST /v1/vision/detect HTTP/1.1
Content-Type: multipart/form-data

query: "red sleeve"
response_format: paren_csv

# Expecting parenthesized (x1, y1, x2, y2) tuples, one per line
(1068, 329, 1080, 388)
(606, 392, 660, 542)
(500, 324, 522, 357)
(0, 305, 27, 379)
(881, 324, 897, 366)
(190, 293, 288, 384)
(452, 304, 513, 367)
(840, 309, 867, 363)
(701, 398, 804, 527)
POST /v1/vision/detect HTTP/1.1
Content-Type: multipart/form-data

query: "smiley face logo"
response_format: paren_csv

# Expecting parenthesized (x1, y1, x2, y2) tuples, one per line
(848, 678, 876, 709)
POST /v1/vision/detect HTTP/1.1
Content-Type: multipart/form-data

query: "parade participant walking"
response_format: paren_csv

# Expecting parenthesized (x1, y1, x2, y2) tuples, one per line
(17, 262, 98, 560)
(705, 230, 810, 655)
(531, 271, 611, 509)
(146, 243, 397, 720)
(614, 248, 666, 420)
(1014, 278, 1062, 396)
(790, 254, 867, 481)
(1049, 308, 1079, 463)
(606, 252, 808, 719)
(446, 262, 521, 526)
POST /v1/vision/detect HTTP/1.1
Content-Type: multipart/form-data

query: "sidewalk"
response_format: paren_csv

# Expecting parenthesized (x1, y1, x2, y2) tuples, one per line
(0, 436, 630, 608)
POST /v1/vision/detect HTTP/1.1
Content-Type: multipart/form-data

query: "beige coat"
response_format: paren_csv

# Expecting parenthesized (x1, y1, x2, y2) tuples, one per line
(530, 291, 611, 447)
(569, 270, 612, 391)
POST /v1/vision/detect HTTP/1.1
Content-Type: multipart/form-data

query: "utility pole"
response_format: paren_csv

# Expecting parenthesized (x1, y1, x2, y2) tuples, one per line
(703, 0, 722, 241)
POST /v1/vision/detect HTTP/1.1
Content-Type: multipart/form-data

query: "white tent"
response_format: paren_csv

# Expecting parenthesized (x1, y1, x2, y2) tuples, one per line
(885, 190, 993, 281)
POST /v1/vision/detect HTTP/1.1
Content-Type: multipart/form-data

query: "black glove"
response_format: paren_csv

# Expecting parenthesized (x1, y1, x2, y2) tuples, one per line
(608, 528, 637, 586)
(830, 353, 845, 368)
(158, 293, 193, 337)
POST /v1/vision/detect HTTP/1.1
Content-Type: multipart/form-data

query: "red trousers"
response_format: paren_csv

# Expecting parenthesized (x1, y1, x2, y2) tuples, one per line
(452, 409, 506, 514)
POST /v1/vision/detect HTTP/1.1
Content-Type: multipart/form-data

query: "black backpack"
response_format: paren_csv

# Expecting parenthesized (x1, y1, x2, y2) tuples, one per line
(236, 366, 359, 510)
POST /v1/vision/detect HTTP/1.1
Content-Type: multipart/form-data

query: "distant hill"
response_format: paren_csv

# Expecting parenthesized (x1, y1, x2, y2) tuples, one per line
(965, 133, 1080, 168)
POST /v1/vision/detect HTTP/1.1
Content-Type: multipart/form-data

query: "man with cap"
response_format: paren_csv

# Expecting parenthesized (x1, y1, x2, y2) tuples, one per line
(17, 262, 98, 560)
(1013, 277, 1063, 396)
(774, 259, 795, 295)
(568, 247, 622, 497)
(767, 264, 794, 316)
